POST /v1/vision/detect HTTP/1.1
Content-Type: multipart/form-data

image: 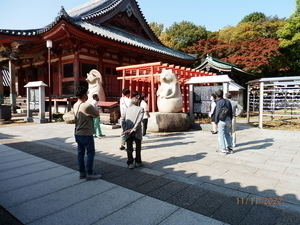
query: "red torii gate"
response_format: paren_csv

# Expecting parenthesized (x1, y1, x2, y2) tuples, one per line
(116, 62, 215, 113)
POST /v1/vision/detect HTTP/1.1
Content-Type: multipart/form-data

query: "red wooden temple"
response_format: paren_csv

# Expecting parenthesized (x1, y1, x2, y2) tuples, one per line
(116, 62, 215, 113)
(0, 0, 197, 112)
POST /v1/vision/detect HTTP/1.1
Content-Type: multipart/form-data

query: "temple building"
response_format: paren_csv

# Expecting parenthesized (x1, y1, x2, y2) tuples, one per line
(195, 55, 256, 88)
(0, 0, 196, 108)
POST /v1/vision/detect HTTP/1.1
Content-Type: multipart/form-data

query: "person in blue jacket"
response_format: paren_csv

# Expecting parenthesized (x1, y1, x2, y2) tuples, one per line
(214, 89, 233, 154)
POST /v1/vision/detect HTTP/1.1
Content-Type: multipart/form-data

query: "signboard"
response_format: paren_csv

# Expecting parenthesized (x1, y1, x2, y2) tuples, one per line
(29, 88, 39, 111)
(193, 86, 222, 113)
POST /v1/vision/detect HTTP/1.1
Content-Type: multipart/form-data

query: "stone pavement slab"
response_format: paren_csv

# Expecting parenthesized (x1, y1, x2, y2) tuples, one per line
(1, 121, 300, 224)
(0, 143, 227, 225)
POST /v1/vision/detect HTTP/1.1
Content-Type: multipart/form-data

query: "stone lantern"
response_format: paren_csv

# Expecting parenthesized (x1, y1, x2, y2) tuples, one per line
(24, 81, 48, 123)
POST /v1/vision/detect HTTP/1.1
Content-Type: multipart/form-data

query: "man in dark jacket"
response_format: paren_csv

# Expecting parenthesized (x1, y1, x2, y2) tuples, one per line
(214, 89, 233, 154)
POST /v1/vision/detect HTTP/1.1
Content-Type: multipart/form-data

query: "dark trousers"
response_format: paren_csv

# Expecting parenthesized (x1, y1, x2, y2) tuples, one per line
(75, 135, 95, 175)
(126, 137, 142, 165)
(142, 118, 148, 136)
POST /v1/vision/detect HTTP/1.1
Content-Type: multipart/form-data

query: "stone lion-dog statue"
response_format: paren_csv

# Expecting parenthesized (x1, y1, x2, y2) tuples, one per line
(86, 69, 106, 103)
(156, 69, 183, 113)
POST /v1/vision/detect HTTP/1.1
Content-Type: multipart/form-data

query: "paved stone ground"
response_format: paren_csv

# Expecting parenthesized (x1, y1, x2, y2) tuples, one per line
(0, 120, 300, 224)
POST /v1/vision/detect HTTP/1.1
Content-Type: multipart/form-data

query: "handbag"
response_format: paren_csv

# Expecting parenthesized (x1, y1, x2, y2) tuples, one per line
(218, 107, 229, 121)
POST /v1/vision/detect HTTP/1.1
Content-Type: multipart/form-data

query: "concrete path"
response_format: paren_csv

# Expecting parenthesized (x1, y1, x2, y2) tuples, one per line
(0, 120, 300, 224)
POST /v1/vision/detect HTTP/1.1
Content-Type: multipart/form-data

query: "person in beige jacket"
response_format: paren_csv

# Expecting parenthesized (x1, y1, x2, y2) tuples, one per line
(121, 97, 144, 169)
(73, 86, 102, 180)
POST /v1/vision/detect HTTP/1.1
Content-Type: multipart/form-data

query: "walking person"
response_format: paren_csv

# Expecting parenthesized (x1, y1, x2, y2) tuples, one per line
(214, 89, 233, 155)
(140, 93, 150, 136)
(208, 93, 217, 134)
(132, 91, 141, 100)
(91, 94, 105, 138)
(73, 86, 102, 180)
(119, 88, 131, 150)
(121, 97, 144, 169)
(225, 92, 243, 148)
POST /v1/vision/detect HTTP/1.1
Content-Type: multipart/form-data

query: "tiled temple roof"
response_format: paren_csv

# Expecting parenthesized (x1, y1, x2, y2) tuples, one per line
(67, 0, 123, 20)
(75, 21, 195, 60)
(196, 55, 253, 76)
(0, 7, 73, 36)
(0, 0, 196, 61)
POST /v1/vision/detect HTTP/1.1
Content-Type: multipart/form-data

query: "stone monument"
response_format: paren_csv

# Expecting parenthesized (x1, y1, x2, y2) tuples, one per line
(86, 69, 106, 103)
(148, 69, 190, 132)
(156, 69, 183, 113)
(63, 69, 106, 124)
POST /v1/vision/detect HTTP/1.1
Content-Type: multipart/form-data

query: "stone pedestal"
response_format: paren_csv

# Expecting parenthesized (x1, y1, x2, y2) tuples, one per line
(147, 112, 190, 132)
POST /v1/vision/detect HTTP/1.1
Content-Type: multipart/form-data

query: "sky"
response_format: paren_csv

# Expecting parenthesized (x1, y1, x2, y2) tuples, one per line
(0, 0, 296, 32)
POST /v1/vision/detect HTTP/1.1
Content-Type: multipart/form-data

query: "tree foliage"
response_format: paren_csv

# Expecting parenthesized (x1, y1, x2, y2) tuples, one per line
(149, 22, 164, 38)
(223, 38, 284, 74)
(185, 38, 230, 61)
(185, 37, 284, 75)
(146, 5, 296, 76)
(163, 21, 208, 50)
(239, 12, 267, 24)
(219, 19, 285, 43)
(276, 0, 300, 72)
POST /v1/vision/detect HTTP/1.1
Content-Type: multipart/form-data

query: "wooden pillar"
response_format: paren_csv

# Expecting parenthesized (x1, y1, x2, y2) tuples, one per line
(9, 60, 17, 113)
(247, 84, 250, 123)
(150, 66, 155, 112)
(58, 57, 62, 96)
(182, 84, 186, 113)
(129, 70, 133, 94)
(222, 82, 229, 97)
(73, 50, 80, 88)
(189, 84, 194, 122)
(259, 81, 264, 129)
(122, 70, 125, 90)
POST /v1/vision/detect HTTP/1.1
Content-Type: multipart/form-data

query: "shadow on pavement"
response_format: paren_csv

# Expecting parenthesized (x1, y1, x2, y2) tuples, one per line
(0, 129, 300, 225)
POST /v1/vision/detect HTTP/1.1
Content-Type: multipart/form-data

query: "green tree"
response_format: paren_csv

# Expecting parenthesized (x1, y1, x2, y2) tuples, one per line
(276, 0, 300, 73)
(149, 22, 164, 38)
(219, 19, 285, 43)
(239, 12, 267, 24)
(163, 21, 207, 50)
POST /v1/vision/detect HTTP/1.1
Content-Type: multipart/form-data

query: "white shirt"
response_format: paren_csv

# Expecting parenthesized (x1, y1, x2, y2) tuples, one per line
(120, 96, 131, 115)
(90, 99, 98, 110)
(140, 100, 149, 119)
(209, 100, 216, 117)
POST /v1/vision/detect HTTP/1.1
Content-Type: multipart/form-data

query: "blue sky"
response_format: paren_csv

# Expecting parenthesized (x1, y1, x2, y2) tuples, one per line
(0, 0, 296, 31)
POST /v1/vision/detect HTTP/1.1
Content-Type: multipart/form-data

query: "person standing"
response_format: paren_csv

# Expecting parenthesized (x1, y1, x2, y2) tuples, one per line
(119, 88, 131, 150)
(91, 94, 105, 138)
(121, 97, 144, 169)
(140, 93, 149, 136)
(225, 92, 243, 148)
(132, 91, 141, 101)
(73, 86, 102, 180)
(208, 94, 217, 134)
(214, 89, 233, 154)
